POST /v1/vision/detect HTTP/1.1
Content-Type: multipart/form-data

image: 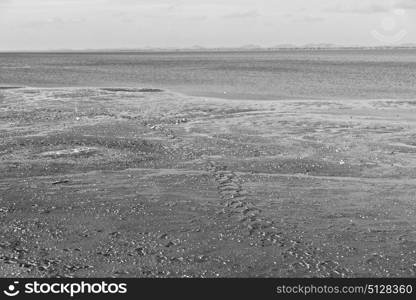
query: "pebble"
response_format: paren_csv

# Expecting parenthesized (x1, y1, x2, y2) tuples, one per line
(158, 233, 168, 239)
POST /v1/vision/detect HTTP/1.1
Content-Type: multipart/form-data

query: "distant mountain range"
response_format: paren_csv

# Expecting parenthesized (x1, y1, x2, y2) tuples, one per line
(180, 43, 416, 51)
(3, 44, 416, 53)
(77, 43, 416, 51)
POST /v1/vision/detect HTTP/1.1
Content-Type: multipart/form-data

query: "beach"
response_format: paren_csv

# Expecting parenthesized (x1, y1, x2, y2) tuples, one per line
(1, 87, 416, 277)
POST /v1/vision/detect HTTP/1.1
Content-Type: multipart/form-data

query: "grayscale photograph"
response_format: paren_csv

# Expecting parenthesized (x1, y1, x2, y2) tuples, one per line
(1, 0, 416, 284)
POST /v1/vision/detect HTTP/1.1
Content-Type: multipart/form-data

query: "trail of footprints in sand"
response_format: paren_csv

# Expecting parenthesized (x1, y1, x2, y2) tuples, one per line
(206, 161, 272, 235)
(206, 161, 352, 277)
(119, 114, 351, 276)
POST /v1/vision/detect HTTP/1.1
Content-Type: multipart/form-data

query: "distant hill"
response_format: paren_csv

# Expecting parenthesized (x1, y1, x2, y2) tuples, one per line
(3, 44, 416, 53)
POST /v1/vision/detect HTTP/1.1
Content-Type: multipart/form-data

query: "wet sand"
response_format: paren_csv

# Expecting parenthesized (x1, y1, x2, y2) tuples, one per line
(1, 87, 416, 277)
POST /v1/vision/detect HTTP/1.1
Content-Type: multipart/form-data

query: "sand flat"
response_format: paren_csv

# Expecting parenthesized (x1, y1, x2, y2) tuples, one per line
(1, 87, 416, 277)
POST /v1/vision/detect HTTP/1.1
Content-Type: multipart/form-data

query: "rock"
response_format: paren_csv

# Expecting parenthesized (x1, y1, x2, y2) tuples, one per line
(52, 180, 70, 185)
(158, 233, 168, 239)
(164, 241, 175, 248)
(135, 247, 145, 256)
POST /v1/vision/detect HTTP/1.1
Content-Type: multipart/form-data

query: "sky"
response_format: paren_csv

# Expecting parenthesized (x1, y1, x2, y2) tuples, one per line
(0, 0, 415, 50)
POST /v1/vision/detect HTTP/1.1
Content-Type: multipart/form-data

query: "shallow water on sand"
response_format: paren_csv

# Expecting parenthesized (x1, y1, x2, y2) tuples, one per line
(1, 49, 416, 100)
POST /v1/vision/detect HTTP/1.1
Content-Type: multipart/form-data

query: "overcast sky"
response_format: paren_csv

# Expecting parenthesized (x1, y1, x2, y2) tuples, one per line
(0, 0, 415, 50)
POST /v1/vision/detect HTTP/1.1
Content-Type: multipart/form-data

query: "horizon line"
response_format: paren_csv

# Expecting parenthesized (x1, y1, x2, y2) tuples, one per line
(1, 44, 416, 53)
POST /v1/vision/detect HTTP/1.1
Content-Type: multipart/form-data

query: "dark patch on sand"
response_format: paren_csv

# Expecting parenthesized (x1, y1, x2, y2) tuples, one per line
(101, 88, 163, 93)
(0, 86, 23, 90)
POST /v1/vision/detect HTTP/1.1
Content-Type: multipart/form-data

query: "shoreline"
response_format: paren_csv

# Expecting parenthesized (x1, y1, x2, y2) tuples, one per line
(1, 85, 416, 103)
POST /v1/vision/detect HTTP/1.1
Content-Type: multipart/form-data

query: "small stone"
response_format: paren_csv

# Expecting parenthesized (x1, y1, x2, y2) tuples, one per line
(158, 233, 168, 239)
(164, 241, 175, 248)
(135, 247, 145, 256)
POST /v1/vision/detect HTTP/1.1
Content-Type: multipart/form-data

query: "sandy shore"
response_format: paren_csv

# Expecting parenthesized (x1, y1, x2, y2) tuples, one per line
(1, 87, 416, 277)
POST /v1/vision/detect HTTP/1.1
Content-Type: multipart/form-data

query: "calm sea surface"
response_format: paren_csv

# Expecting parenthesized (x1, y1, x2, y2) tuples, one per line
(1, 49, 416, 100)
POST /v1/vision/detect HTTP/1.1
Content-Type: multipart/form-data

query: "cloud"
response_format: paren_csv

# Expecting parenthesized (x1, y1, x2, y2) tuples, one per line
(395, 0, 416, 10)
(22, 17, 86, 28)
(298, 15, 325, 23)
(222, 10, 260, 19)
(326, 0, 416, 14)
(284, 13, 325, 23)
(324, 0, 416, 19)
(0, 0, 12, 8)
(326, 1, 393, 14)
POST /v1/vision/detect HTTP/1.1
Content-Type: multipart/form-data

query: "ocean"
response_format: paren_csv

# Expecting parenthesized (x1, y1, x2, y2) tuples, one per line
(1, 49, 416, 100)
